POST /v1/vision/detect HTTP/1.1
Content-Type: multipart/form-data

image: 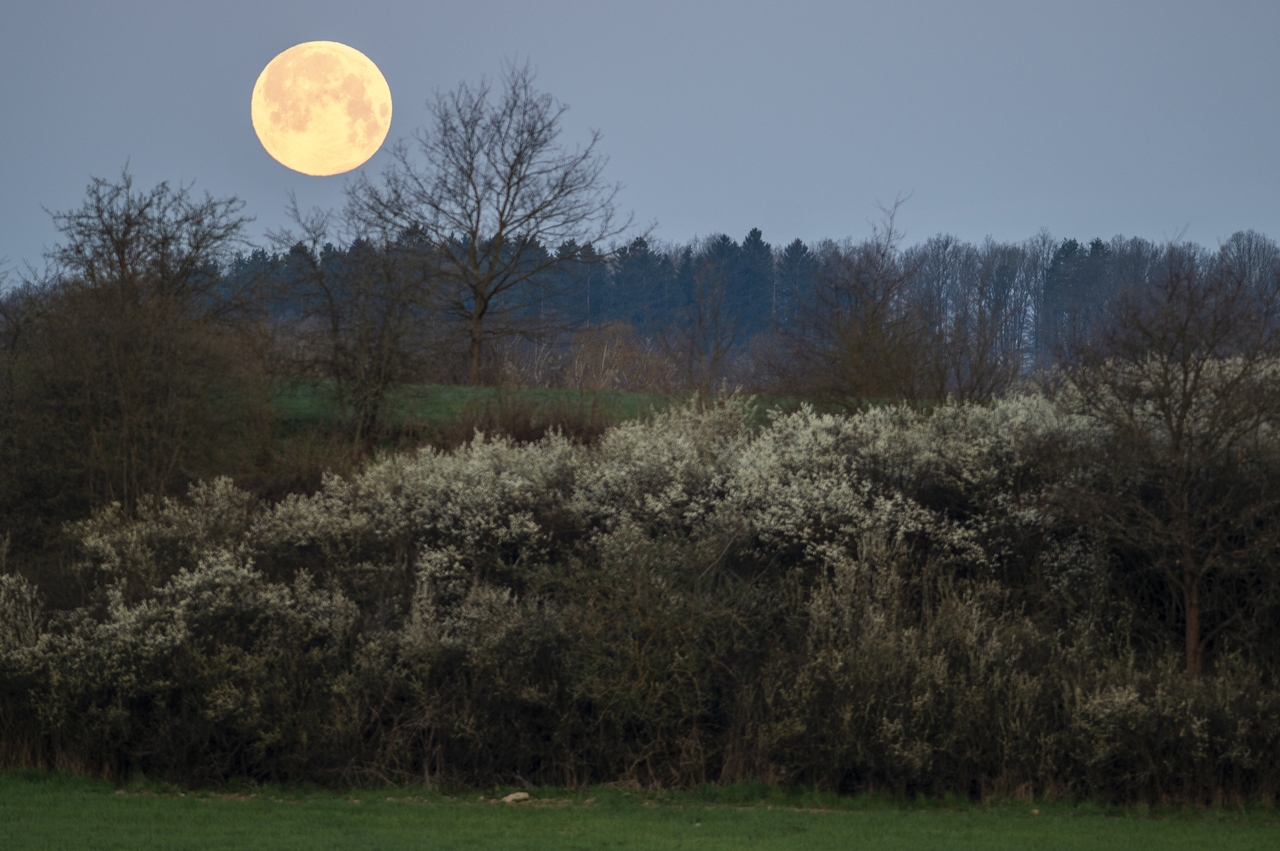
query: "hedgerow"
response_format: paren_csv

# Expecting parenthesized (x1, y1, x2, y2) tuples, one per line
(2, 394, 1278, 802)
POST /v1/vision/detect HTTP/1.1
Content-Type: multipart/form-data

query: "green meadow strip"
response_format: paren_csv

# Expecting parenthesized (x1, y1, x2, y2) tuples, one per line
(3, 773, 1277, 851)
(269, 380, 681, 429)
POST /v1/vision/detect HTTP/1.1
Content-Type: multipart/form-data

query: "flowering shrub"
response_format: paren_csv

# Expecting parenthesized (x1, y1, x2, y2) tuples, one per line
(17, 551, 356, 781)
(3, 393, 1279, 799)
(0, 573, 41, 654)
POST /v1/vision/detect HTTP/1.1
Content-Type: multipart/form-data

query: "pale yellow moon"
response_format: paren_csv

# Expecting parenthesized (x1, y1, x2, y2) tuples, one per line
(251, 41, 392, 177)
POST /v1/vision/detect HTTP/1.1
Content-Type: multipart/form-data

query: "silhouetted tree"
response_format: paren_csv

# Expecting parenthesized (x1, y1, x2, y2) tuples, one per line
(610, 236, 673, 333)
(347, 62, 628, 384)
(739, 227, 774, 330)
(0, 172, 262, 555)
(776, 206, 930, 405)
(1063, 240, 1280, 678)
(662, 243, 739, 395)
(268, 203, 440, 445)
(774, 237, 815, 324)
(1038, 237, 1126, 359)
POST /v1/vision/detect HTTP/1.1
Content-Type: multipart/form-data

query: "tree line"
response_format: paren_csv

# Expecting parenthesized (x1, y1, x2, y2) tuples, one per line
(230, 205, 1280, 409)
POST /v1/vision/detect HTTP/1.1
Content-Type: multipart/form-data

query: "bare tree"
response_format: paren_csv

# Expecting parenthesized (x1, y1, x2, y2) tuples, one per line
(660, 251, 741, 396)
(776, 203, 930, 406)
(268, 201, 443, 446)
(347, 61, 629, 385)
(1063, 241, 1280, 678)
(941, 239, 1035, 400)
(0, 172, 258, 527)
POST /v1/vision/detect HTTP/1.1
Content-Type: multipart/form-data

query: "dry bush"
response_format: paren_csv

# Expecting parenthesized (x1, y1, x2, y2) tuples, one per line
(565, 322, 681, 392)
(481, 322, 682, 393)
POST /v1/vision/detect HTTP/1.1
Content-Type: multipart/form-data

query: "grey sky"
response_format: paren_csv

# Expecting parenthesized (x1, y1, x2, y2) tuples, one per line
(2, 0, 1277, 273)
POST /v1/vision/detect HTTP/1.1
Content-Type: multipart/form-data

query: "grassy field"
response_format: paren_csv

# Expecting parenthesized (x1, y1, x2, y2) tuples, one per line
(270, 380, 680, 431)
(4, 773, 1278, 851)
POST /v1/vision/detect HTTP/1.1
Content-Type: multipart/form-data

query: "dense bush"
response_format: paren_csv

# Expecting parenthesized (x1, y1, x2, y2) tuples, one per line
(3, 394, 1279, 802)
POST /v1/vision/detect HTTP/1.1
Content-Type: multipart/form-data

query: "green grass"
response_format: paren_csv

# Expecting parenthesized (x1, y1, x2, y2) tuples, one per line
(270, 379, 678, 430)
(388, 384, 678, 428)
(3, 773, 1277, 851)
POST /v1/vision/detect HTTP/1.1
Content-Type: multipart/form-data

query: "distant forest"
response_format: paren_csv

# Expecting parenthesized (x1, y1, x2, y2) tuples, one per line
(228, 218, 1280, 394)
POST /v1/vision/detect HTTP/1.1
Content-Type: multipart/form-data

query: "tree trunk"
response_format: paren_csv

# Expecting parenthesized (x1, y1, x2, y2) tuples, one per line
(469, 320, 483, 386)
(1185, 573, 1202, 679)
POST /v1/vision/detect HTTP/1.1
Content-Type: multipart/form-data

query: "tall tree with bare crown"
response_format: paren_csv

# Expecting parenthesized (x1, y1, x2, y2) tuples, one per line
(347, 62, 629, 385)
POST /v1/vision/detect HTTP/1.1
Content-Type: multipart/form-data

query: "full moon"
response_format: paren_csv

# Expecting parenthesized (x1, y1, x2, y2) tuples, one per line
(251, 41, 392, 177)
